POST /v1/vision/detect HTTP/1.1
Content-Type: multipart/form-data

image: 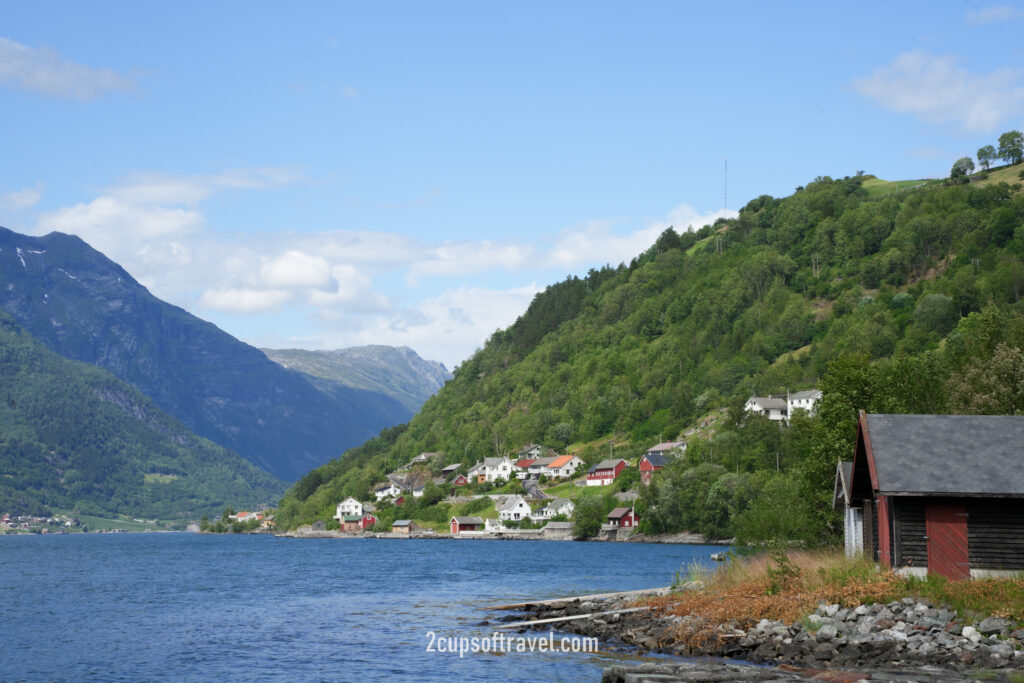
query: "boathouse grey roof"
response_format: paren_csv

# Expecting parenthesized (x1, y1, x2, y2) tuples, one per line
(452, 516, 484, 525)
(860, 414, 1024, 497)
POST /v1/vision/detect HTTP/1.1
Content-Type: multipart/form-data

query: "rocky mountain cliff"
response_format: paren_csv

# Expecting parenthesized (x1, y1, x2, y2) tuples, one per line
(0, 226, 411, 481)
(262, 346, 451, 414)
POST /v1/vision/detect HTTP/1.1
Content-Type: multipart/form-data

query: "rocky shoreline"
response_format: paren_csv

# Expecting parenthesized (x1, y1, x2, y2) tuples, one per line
(501, 591, 1024, 681)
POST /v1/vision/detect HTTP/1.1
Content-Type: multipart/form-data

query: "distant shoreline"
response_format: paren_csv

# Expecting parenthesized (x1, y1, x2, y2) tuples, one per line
(271, 530, 731, 545)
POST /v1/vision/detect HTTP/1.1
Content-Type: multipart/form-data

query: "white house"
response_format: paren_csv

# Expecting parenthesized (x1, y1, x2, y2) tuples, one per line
(412, 486, 425, 498)
(373, 482, 402, 501)
(410, 452, 438, 465)
(536, 498, 574, 520)
(788, 389, 822, 417)
(528, 456, 556, 476)
(483, 457, 514, 482)
(467, 462, 486, 483)
(517, 444, 545, 459)
(545, 455, 584, 478)
(334, 497, 363, 520)
(744, 396, 788, 421)
(497, 495, 532, 521)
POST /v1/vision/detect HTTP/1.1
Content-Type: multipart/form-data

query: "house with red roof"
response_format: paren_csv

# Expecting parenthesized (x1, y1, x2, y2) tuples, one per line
(546, 455, 584, 478)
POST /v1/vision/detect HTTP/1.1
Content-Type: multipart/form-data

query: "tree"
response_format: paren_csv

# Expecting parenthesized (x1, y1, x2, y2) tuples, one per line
(998, 130, 1024, 165)
(951, 156, 975, 180)
(572, 496, 606, 539)
(977, 145, 996, 170)
(913, 294, 958, 335)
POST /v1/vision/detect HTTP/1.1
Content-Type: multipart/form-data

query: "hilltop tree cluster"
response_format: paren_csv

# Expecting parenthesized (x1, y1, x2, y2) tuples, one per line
(953, 129, 1024, 179)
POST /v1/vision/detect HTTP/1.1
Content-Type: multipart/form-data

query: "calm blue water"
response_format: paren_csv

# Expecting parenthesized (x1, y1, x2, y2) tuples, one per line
(0, 534, 718, 682)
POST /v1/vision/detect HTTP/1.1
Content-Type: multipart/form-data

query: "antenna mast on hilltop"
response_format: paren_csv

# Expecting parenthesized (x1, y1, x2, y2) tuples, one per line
(724, 158, 728, 216)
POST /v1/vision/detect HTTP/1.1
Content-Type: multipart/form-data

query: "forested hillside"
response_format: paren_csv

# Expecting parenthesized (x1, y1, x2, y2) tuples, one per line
(279, 166, 1024, 537)
(0, 312, 285, 520)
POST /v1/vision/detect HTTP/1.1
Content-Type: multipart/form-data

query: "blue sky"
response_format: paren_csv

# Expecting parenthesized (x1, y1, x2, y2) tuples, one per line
(2, 2, 1023, 368)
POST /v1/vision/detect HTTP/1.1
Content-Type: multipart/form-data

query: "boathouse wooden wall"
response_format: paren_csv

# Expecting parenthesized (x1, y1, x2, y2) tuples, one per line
(873, 498, 1024, 572)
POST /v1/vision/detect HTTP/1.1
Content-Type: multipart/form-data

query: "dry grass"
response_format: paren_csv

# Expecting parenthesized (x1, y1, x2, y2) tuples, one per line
(651, 550, 902, 630)
(647, 550, 1024, 650)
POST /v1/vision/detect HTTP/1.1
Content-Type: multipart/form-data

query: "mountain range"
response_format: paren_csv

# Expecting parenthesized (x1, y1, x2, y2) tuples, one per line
(0, 227, 443, 482)
(262, 346, 451, 414)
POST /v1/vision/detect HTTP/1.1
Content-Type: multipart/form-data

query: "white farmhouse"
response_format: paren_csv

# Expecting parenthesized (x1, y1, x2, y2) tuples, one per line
(744, 396, 788, 421)
(497, 495, 532, 522)
(788, 389, 822, 417)
(334, 497, 363, 520)
(373, 482, 402, 501)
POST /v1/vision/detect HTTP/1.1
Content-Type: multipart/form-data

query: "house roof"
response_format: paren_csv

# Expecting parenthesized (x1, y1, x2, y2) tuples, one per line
(532, 456, 557, 467)
(642, 453, 670, 468)
(607, 507, 633, 519)
(545, 498, 573, 510)
(392, 519, 414, 527)
(790, 389, 822, 400)
(342, 515, 364, 522)
(548, 455, 575, 468)
(747, 396, 787, 411)
(858, 413, 1024, 497)
(441, 463, 462, 473)
(590, 458, 626, 472)
(373, 482, 394, 491)
(483, 457, 510, 467)
(498, 495, 527, 511)
(452, 516, 484, 525)
(646, 441, 684, 453)
(515, 458, 536, 469)
(517, 443, 542, 454)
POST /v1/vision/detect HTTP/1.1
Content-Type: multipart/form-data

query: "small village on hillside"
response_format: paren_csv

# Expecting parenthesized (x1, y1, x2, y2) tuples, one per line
(282, 390, 822, 541)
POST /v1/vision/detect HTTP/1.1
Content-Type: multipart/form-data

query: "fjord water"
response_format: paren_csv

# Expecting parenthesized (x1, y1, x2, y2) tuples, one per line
(1, 534, 719, 682)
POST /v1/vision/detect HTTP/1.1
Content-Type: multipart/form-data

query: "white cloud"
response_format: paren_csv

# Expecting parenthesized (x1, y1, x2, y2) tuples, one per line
(39, 196, 205, 248)
(318, 285, 542, 369)
(852, 51, 1024, 132)
(0, 184, 43, 212)
(199, 287, 292, 314)
(259, 250, 334, 289)
(407, 241, 537, 284)
(966, 5, 1024, 24)
(0, 37, 135, 100)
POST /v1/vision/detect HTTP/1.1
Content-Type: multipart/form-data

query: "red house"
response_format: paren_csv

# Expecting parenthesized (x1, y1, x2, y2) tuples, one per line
(342, 514, 377, 532)
(450, 516, 484, 535)
(451, 474, 468, 486)
(607, 507, 638, 528)
(586, 458, 629, 486)
(394, 496, 405, 506)
(639, 453, 670, 485)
